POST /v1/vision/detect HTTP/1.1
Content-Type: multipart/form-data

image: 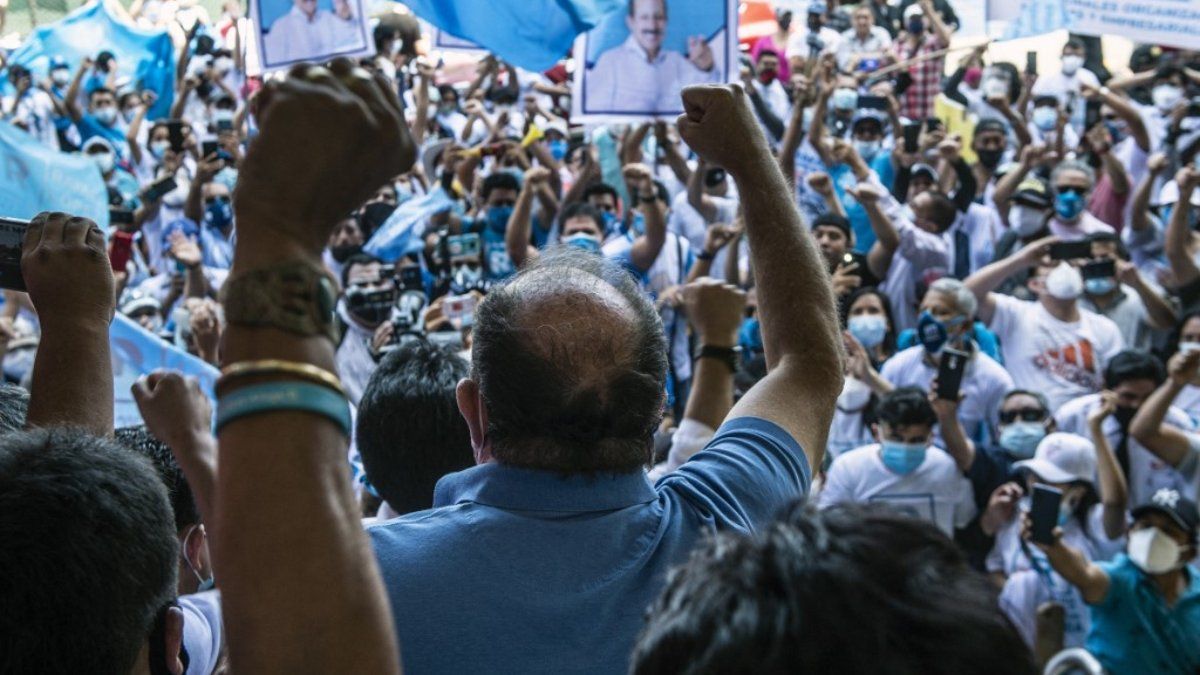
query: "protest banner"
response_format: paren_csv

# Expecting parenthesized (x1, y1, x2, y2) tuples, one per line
(363, 186, 456, 262)
(110, 314, 219, 429)
(0, 122, 109, 229)
(251, 0, 374, 72)
(571, 0, 738, 122)
(1066, 0, 1200, 51)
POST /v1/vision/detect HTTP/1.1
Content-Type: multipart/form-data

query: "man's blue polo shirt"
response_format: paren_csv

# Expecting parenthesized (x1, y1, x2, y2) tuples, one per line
(1086, 554, 1200, 675)
(368, 416, 810, 674)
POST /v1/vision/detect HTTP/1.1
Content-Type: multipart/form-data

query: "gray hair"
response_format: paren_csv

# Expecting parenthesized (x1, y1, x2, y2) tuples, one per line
(928, 278, 978, 319)
(1050, 159, 1096, 188)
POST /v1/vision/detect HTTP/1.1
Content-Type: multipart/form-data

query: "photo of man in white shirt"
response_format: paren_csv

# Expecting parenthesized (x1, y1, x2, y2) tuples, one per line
(259, 0, 367, 69)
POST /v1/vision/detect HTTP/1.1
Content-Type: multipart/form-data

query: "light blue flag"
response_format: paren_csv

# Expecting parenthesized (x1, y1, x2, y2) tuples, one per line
(400, 0, 625, 71)
(110, 314, 219, 429)
(363, 187, 456, 262)
(0, 121, 110, 228)
(1001, 0, 1071, 41)
(4, 1, 175, 119)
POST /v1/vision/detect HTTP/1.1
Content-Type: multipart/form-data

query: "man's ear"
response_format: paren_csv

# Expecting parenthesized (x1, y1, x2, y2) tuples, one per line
(456, 378, 492, 464)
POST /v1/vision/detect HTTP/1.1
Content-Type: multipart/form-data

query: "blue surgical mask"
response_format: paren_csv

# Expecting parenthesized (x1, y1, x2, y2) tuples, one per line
(1054, 190, 1084, 221)
(998, 421, 1045, 459)
(486, 205, 514, 235)
(1058, 501, 1075, 527)
(739, 316, 763, 354)
(1084, 276, 1116, 296)
(601, 211, 618, 234)
(627, 211, 646, 236)
(548, 139, 568, 162)
(1032, 106, 1058, 132)
(848, 314, 888, 349)
(93, 105, 118, 126)
(916, 310, 949, 355)
(880, 440, 927, 475)
(149, 140, 170, 160)
(563, 232, 601, 253)
(204, 198, 233, 231)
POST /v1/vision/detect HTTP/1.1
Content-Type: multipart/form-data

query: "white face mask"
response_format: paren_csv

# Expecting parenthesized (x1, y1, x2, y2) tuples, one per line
(50, 69, 70, 86)
(837, 376, 872, 412)
(1179, 341, 1200, 355)
(1128, 527, 1185, 574)
(90, 152, 115, 174)
(1061, 55, 1084, 76)
(1008, 204, 1045, 238)
(213, 57, 235, 73)
(1152, 84, 1183, 112)
(1044, 261, 1083, 300)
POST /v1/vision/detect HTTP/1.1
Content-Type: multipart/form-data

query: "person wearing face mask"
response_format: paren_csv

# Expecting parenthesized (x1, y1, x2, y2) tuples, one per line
(63, 64, 130, 156)
(459, 172, 522, 282)
(987, 425, 1128, 652)
(1077, 233, 1177, 353)
(1047, 160, 1113, 240)
(82, 137, 140, 205)
(834, 288, 898, 459)
(993, 179, 1053, 298)
(336, 254, 399, 405)
(783, 2, 842, 72)
(819, 386, 976, 537)
(743, 49, 790, 140)
(1032, 488, 1200, 675)
(1105, 63, 1191, 146)
(1030, 39, 1100, 132)
(890, 0, 953, 122)
(835, 4, 892, 73)
(966, 236, 1124, 412)
(323, 214, 366, 280)
(752, 8, 793, 82)
(881, 279, 1013, 446)
(1130, 349, 1200, 504)
(1025, 96, 1082, 150)
(4, 64, 58, 150)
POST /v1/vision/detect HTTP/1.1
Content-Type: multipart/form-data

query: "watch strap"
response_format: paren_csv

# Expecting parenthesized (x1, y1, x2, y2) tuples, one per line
(694, 344, 741, 373)
(222, 262, 339, 343)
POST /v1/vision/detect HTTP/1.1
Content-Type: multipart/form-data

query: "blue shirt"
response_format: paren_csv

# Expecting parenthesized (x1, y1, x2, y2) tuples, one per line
(75, 113, 128, 156)
(1087, 554, 1200, 675)
(368, 417, 810, 674)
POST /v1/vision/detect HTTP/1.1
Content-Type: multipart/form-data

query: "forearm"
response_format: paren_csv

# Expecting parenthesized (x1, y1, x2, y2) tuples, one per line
(183, 265, 207, 299)
(748, 91, 785, 140)
(992, 160, 1030, 209)
(951, 158, 976, 212)
(169, 89, 190, 119)
(505, 186, 536, 267)
(683, 352, 735, 430)
(863, 201, 900, 252)
(1165, 187, 1197, 278)
(1131, 173, 1156, 232)
(629, 199, 667, 272)
(687, 257, 713, 282)
(184, 183, 204, 223)
(778, 102, 806, 183)
(1044, 542, 1108, 603)
(1089, 421, 1128, 538)
(662, 142, 692, 185)
(1131, 276, 1177, 329)
(1131, 379, 1184, 440)
(1100, 151, 1130, 195)
(940, 414, 975, 474)
(687, 161, 717, 221)
(622, 123, 650, 165)
(26, 321, 113, 435)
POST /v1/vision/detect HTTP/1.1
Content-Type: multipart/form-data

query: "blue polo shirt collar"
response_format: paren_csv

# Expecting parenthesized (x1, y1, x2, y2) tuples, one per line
(433, 461, 658, 513)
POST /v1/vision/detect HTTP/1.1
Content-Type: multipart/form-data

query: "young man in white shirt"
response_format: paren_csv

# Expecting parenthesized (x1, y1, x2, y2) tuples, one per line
(965, 236, 1124, 413)
(819, 387, 976, 536)
(1030, 38, 1100, 133)
(836, 4, 892, 73)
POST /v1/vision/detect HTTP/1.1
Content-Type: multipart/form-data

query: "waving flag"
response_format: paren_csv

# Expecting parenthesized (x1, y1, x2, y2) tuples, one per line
(363, 187, 456, 262)
(0, 121, 109, 229)
(110, 314, 219, 429)
(401, 0, 624, 71)
(5, 1, 175, 119)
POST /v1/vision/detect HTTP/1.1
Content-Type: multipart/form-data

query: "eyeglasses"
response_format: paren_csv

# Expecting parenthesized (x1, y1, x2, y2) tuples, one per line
(1055, 185, 1088, 196)
(1000, 408, 1047, 424)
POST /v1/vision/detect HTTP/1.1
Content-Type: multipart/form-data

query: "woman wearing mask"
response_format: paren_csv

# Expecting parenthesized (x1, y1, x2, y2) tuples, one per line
(829, 288, 897, 460)
(752, 8, 793, 83)
(984, 412, 1128, 650)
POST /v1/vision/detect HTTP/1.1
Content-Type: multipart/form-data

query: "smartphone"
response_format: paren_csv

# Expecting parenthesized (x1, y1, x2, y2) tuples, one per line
(109, 230, 135, 273)
(1049, 240, 1091, 261)
(141, 175, 178, 203)
(0, 218, 27, 291)
(1025, 51, 1038, 76)
(109, 208, 135, 226)
(1029, 484, 1064, 545)
(1081, 259, 1116, 280)
(399, 265, 423, 292)
(201, 140, 220, 158)
(1084, 100, 1102, 130)
(216, 118, 234, 132)
(936, 348, 969, 401)
(903, 122, 921, 154)
(448, 232, 482, 259)
(858, 95, 888, 111)
(166, 120, 186, 153)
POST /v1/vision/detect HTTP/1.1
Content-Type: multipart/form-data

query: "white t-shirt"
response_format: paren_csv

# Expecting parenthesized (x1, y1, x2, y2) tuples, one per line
(180, 590, 224, 675)
(828, 376, 877, 459)
(880, 215, 951, 332)
(666, 192, 738, 254)
(1055, 393, 1196, 505)
(1000, 568, 1092, 650)
(987, 294, 1124, 413)
(784, 27, 842, 60)
(818, 443, 976, 536)
(880, 346, 1014, 444)
(1048, 211, 1115, 241)
(335, 307, 380, 406)
(1030, 68, 1101, 131)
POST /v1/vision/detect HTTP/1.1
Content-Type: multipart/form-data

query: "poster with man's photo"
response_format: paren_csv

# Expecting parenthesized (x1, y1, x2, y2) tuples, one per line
(251, 0, 374, 72)
(571, 0, 737, 122)
(432, 27, 483, 53)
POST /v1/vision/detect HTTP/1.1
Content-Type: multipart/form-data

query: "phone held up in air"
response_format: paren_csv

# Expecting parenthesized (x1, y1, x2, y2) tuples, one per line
(1029, 484, 1063, 546)
(903, 122, 921, 154)
(141, 176, 179, 204)
(0, 218, 27, 291)
(1025, 51, 1038, 76)
(1049, 240, 1091, 262)
(936, 348, 969, 402)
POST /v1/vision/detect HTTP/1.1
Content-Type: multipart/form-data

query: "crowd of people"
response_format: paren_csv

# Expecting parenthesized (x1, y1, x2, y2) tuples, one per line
(2, 0, 1200, 673)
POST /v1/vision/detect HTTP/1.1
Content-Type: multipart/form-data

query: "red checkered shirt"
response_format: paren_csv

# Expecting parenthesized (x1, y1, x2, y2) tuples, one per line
(892, 34, 946, 122)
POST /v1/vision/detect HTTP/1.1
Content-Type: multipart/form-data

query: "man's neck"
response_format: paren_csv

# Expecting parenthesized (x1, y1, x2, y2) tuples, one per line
(1150, 567, 1187, 606)
(1040, 295, 1080, 322)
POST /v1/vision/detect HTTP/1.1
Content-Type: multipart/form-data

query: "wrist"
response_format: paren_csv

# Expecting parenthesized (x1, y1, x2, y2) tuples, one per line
(697, 333, 738, 349)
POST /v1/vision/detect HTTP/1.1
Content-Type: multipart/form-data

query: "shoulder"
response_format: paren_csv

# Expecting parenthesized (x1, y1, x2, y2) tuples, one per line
(1057, 393, 1098, 417)
(923, 446, 964, 475)
(881, 345, 921, 373)
(830, 443, 879, 472)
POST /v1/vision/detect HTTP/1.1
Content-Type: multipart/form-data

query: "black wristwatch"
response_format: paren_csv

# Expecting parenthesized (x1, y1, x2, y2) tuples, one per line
(694, 344, 741, 373)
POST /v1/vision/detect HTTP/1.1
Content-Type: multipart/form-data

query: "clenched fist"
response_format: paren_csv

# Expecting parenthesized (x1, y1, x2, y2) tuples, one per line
(676, 85, 768, 177)
(235, 60, 416, 254)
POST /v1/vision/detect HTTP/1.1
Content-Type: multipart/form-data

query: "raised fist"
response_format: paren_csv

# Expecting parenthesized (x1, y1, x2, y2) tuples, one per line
(676, 85, 766, 176)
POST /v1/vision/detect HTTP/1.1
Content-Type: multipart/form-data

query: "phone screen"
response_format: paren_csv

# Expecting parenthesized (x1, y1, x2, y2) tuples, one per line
(1049, 241, 1091, 261)
(166, 121, 185, 153)
(936, 348, 969, 401)
(1030, 485, 1063, 545)
(0, 218, 28, 291)
(903, 123, 920, 153)
(142, 176, 179, 203)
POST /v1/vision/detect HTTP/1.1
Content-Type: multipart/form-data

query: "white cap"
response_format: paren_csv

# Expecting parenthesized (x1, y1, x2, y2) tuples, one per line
(1157, 180, 1200, 208)
(903, 3, 924, 20)
(1014, 432, 1096, 485)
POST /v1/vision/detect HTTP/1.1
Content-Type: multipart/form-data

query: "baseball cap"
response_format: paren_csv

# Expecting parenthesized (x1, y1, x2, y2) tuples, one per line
(903, 3, 924, 19)
(1131, 488, 1199, 542)
(911, 163, 940, 183)
(974, 118, 1007, 136)
(543, 119, 569, 139)
(808, 2, 827, 14)
(1013, 178, 1052, 209)
(1014, 432, 1096, 486)
(851, 110, 887, 130)
(812, 213, 851, 238)
(81, 136, 114, 154)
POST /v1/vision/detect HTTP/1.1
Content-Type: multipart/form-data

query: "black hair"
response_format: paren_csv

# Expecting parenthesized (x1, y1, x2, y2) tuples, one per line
(632, 503, 1037, 675)
(1064, 38, 1086, 52)
(0, 383, 29, 433)
(436, 84, 458, 102)
(373, 23, 399, 50)
(357, 340, 474, 515)
(0, 427, 177, 674)
(481, 172, 521, 201)
(1103, 349, 1165, 389)
(88, 86, 115, 101)
(923, 190, 959, 232)
(582, 182, 620, 204)
(813, 212, 852, 239)
(341, 252, 385, 288)
(115, 425, 200, 531)
(875, 386, 937, 428)
(559, 202, 605, 235)
(991, 62, 1023, 104)
(844, 286, 897, 361)
(1003, 389, 1050, 415)
(1087, 231, 1130, 260)
(757, 48, 780, 61)
(471, 246, 667, 472)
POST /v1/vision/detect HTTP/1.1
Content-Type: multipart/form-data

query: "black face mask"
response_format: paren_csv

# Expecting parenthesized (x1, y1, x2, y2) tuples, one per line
(807, 16, 822, 32)
(329, 244, 361, 263)
(345, 286, 395, 325)
(976, 148, 1004, 169)
(1114, 406, 1137, 428)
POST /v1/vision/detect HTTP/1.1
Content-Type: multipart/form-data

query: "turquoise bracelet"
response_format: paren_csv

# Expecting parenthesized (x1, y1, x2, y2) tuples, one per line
(216, 382, 352, 437)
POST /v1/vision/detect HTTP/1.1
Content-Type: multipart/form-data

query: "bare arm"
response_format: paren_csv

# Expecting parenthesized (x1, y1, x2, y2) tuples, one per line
(124, 94, 151, 167)
(933, 397, 975, 473)
(687, 158, 719, 221)
(63, 61, 87, 121)
(504, 166, 546, 268)
(680, 280, 743, 429)
(21, 213, 115, 436)
(621, 123, 651, 166)
(1040, 538, 1111, 604)
(678, 85, 843, 465)
(778, 90, 808, 187)
(1130, 352, 1200, 468)
(1119, 262, 1176, 330)
(1087, 395, 1129, 540)
(1130, 155, 1167, 234)
(1165, 168, 1200, 287)
(655, 121, 693, 185)
(626, 165, 668, 273)
(965, 236, 1055, 324)
(852, 185, 899, 280)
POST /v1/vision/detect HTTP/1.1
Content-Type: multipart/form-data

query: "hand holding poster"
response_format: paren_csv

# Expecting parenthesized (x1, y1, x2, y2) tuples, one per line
(572, 0, 737, 121)
(251, 0, 374, 72)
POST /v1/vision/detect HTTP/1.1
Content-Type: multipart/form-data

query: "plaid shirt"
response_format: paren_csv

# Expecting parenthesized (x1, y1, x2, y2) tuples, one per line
(892, 34, 945, 121)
